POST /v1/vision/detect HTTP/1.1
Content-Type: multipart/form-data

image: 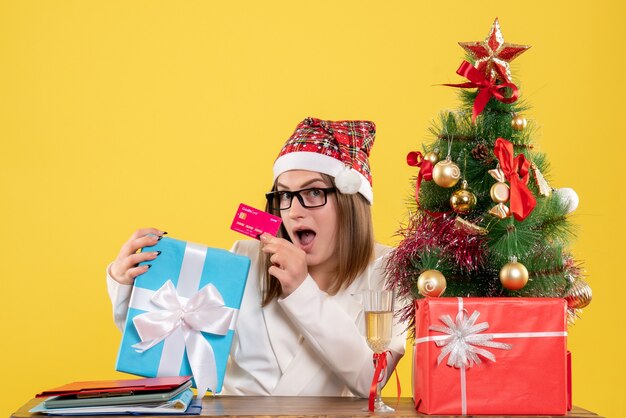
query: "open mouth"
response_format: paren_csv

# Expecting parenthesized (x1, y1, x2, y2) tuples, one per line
(296, 229, 316, 247)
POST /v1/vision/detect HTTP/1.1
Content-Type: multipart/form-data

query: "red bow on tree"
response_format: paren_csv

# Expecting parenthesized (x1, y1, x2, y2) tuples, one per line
(406, 151, 433, 203)
(444, 61, 519, 123)
(494, 138, 536, 221)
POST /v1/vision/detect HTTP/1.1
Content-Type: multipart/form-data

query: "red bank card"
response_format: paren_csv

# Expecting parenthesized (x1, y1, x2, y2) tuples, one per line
(230, 203, 282, 239)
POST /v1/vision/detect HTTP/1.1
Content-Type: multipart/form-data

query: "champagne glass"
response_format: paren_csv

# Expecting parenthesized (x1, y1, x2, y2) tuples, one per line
(362, 290, 394, 413)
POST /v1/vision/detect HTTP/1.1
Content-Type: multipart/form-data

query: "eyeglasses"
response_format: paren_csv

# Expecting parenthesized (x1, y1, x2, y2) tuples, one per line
(265, 187, 336, 210)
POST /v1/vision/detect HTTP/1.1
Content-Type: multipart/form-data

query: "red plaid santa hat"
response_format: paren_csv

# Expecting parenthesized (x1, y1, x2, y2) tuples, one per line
(273, 117, 376, 204)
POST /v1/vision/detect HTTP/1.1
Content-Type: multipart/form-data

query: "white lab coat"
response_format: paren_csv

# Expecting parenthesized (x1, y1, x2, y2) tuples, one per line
(107, 240, 407, 397)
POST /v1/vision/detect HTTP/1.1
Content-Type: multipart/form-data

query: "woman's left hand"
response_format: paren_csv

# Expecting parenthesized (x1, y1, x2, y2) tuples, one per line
(259, 233, 308, 297)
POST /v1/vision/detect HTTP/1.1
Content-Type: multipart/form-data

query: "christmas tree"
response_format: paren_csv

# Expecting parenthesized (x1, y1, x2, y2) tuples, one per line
(387, 18, 591, 332)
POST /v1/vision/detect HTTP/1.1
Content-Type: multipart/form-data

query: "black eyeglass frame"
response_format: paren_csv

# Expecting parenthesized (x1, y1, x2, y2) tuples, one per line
(265, 187, 337, 211)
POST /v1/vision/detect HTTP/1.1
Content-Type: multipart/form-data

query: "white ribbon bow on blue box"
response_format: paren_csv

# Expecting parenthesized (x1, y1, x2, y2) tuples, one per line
(116, 237, 251, 398)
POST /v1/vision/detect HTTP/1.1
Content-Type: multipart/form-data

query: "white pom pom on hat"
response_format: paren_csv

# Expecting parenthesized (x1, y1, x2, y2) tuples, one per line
(272, 117, 376, 204)
(334, 166, 363, 194)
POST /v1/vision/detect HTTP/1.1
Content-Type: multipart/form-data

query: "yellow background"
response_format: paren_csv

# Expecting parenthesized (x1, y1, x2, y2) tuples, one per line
(1, 1, 624, 417)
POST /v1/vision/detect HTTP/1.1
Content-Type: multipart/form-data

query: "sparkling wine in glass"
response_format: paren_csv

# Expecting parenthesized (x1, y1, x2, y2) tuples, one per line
(363, 290, 395, 413)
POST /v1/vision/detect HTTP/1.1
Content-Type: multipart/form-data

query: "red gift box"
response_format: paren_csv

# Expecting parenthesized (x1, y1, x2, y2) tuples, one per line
(412, 297, 568, 415)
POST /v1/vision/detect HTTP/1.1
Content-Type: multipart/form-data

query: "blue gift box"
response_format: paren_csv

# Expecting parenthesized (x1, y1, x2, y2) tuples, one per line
(115, 237, 250, 396)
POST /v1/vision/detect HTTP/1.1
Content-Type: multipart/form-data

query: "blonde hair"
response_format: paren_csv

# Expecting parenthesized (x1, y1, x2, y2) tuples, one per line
(261, 174, 374, 306)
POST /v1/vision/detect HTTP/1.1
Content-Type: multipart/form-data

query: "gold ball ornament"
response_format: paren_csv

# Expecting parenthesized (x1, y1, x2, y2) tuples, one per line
(499, 259, 529, 290)
(417, 269, 447, 297)
(424, 149, 440, 165)
(450, 180, 477, 214)
(511, 115, 527, 131)
(432, 158, 461, 188)
(565, 279, 592, 309)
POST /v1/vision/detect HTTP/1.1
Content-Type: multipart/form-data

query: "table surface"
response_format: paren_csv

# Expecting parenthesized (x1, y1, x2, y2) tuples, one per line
(12, 396, 604, 418)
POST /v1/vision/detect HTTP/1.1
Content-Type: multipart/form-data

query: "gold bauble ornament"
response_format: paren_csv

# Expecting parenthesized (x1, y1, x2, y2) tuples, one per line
(499, 258, 529, 290)
(417, 269, 447, 297)
(565, 279, 592, 309)
(450, 180, 477, 214)
(424, 149, 440, 165)
(490, 182, 510, 203)
(511, 115, 527, 131)
(432, 158, 461, 188)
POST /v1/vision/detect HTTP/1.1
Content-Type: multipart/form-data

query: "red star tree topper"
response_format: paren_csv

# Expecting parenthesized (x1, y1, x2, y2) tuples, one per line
(459, 18, 530, 83)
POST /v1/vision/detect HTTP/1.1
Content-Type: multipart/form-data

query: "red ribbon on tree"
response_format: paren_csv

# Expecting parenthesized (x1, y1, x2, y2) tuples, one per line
(368, 351, 401, 412)
(407, 151, 433, 203)
(443, 60, 519, 123)
(493, 137, 536, 221)
(407, 151, 451, 218)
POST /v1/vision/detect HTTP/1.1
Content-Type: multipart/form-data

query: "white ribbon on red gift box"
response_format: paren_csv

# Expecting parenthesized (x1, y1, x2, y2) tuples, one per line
(128, 242, 239, 398)
(414, 297, 567, 415)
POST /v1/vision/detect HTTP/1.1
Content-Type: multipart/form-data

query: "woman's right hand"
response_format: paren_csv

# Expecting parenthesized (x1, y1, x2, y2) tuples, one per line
(110, 228, 167, 285)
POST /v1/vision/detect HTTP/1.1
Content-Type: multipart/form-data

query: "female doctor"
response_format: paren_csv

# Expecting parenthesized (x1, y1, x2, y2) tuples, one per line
(106, 117, 407, 397)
